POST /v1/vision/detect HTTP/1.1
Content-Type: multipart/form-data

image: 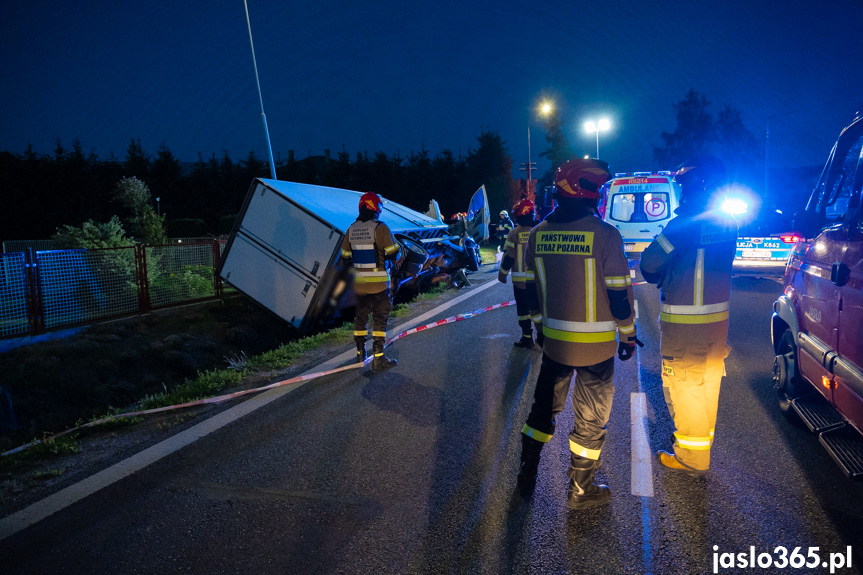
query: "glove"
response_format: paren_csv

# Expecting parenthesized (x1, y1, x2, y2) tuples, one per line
(617, 336, 644, 361)
(498, 273, 507, 284)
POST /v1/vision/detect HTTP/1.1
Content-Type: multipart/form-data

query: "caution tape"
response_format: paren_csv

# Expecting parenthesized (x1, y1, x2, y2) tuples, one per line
(2, 299, 517, 457)
(384, 300, 516, 346)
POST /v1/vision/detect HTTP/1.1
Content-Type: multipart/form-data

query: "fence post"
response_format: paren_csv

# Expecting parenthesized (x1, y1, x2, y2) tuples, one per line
(24, 248, 45, 334)
(213, 240, 222, 298)
(135, 244, 151, 312)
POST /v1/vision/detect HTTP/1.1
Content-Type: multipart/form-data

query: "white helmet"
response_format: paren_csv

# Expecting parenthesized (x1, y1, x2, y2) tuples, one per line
(499, 210, 509, 218)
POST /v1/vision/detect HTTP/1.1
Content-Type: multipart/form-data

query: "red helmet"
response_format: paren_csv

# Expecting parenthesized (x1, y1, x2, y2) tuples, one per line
(554, 159, 610, 199)
(359, 191, 383, 213)
(512, 198, 536, 219)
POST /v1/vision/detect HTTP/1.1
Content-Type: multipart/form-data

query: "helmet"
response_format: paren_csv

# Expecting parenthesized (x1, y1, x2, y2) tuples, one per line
(554, 159, 610, 199)
(359, 191, 383, 214)
(674, 155, 726, 206)
(499, 210, 509, 218)
(512, 198, 536, 219)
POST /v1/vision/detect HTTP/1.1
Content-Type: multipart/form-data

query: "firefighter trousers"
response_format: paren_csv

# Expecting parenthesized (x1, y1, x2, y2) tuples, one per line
(522, 354, 615, 462)
(513, 285, 540, 338)
(354, 290, 393, 345)
(660, 322, 730, 471)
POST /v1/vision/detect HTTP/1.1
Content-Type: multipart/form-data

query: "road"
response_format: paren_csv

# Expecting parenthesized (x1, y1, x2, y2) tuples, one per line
(1, 265, 862, 575)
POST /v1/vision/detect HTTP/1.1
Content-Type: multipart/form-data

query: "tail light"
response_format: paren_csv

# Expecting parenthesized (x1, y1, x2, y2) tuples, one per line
(779, 233, 802, 244)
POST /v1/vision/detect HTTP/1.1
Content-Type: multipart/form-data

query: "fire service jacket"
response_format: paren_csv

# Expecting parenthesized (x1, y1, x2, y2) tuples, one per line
(639, 208, 737, 338)
(340, 218, 401, 295)
(525, 214, 636, 367)
(500, 224, 535, 289)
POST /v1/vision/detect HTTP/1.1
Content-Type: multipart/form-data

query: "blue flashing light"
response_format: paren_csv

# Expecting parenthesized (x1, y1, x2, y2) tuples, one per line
(721, 197, 749, 216)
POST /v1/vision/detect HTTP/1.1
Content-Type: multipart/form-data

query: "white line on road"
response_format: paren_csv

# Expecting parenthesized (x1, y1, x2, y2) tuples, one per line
(630, 392, 654, 497)
(0, 278, 502, 541)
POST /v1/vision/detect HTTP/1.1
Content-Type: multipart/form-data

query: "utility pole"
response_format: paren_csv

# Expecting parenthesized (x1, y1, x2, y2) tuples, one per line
(243, 0, 277, 180)
(764, 115, 771, 203)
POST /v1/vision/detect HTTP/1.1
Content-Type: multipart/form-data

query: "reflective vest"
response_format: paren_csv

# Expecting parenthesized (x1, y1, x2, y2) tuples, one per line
(501, 224, 534, 289)
(340, 219, 400, 295)
(640, 208, 737, 330)
(525, 214, 636, 367)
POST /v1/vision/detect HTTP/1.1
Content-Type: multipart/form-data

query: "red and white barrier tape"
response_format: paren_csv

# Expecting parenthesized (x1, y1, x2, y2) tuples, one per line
(2, 299, 517, 457)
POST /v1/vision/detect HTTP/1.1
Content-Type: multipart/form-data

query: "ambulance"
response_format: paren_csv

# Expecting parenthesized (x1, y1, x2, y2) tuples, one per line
(601, 171, 680, 255)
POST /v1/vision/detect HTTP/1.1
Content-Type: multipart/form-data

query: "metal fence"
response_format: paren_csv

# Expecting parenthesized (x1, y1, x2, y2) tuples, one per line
(0, 241, 225, 339)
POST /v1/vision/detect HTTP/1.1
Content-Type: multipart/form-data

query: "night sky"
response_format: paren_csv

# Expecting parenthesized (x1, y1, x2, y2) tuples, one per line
(2, 1, 861, 180)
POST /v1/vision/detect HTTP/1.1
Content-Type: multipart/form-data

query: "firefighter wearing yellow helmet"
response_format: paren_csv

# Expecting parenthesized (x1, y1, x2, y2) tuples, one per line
(518, 158, 639, 509)
(498, 198, 542, 347)
(340, 192, 401, 371)
(639, 155, 737, 475)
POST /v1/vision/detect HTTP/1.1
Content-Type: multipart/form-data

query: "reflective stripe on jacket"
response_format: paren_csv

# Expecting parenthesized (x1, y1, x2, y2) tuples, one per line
(526, 214, 636, 367)
(500, 224, 535, 289)
(340, 218, 401, 295)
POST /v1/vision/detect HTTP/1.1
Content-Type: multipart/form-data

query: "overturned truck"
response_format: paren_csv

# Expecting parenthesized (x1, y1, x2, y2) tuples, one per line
(218, 178, 489, 333)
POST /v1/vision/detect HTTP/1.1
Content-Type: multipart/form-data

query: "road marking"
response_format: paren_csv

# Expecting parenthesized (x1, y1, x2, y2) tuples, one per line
(630, 392, 654, 497)
(0, 279, 501, 541)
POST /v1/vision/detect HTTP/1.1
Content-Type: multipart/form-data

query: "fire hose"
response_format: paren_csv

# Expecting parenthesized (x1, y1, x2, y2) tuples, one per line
(2, 300, 517, 457)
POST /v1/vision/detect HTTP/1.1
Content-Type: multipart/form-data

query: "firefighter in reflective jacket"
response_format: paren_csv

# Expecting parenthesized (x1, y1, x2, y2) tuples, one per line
(340, 192, 401, 372)
(639, 156, 737, 475)
(498, 198, 542, 348)
(518, 158, 639, 509)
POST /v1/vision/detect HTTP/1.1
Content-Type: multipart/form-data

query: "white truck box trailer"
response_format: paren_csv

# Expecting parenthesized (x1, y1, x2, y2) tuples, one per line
(218, 178, 454, 332)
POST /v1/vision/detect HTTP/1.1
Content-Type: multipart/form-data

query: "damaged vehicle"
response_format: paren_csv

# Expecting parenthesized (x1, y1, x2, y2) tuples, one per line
(217, 178, 489, 333)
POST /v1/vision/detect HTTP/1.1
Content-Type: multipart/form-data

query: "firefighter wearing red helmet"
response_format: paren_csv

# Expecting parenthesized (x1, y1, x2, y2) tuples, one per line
(340, 191, 401, 371)
(498, 198, 542, 347)
(517, 158, 639, 509)
(640, 156, 737, 475)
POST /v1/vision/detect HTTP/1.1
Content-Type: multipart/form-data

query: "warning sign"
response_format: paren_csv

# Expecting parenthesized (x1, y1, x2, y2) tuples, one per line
(646, 198, 667, 218)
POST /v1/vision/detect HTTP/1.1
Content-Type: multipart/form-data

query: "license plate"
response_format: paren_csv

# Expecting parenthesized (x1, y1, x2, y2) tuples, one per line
(741, 249, 771, 259)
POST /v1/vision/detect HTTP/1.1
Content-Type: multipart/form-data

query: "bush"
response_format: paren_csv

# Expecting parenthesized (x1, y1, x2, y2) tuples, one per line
(51, 216, 134, 249)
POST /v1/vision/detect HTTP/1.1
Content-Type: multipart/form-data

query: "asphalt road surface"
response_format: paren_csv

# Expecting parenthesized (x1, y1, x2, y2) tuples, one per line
(1, 265, 862, 575)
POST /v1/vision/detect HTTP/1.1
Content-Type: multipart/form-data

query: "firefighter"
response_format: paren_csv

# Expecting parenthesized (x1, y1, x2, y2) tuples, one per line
(639, 156, 737, 475)
(496, 210, 514, 252)
(498, 198, 542, 348)
(517, 158, 640, 509)
(340, 192, 401, 372)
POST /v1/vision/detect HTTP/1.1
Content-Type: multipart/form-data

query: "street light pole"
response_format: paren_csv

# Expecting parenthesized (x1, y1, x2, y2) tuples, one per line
(527, 123, 531, 195)
(584, 118, 611, 159)
(522, 101, 553, 199)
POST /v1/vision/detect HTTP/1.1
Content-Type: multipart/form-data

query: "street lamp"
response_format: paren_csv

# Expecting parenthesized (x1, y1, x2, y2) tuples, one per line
(584, 117, 611, 159)
(524, 100, 554, 197)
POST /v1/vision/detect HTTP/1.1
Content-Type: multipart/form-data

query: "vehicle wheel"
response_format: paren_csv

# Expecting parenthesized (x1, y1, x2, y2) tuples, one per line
(773, 329, 804, 425)
(395, 234, 428, 265)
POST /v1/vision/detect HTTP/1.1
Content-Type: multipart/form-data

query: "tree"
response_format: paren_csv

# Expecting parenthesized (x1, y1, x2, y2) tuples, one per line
(150, 143, 183, 218)
(124, 138, 151, 180)
(653, 89, 715, 168)
(540, 109, 576, 185)
(465, 131, 518, 217)
(653, 90, 760, 186)
(112, 177, 167, 244)
(715, 106, 761, 182)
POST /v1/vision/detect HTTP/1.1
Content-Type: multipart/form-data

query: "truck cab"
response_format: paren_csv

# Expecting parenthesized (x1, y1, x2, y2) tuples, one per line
(601, 172, 680, 256)
(772, 109, 863, 479)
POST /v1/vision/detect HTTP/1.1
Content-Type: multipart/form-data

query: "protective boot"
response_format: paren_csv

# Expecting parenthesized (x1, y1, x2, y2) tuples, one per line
(516, 435, 544, 496)
(535, 330, 544, 349)
(656, 451, 707, 477)
(566, 456, 611, 509)
(513, 334, 534, 348)
(371, 340, 397, 372)
(355, 342, 367, 364)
